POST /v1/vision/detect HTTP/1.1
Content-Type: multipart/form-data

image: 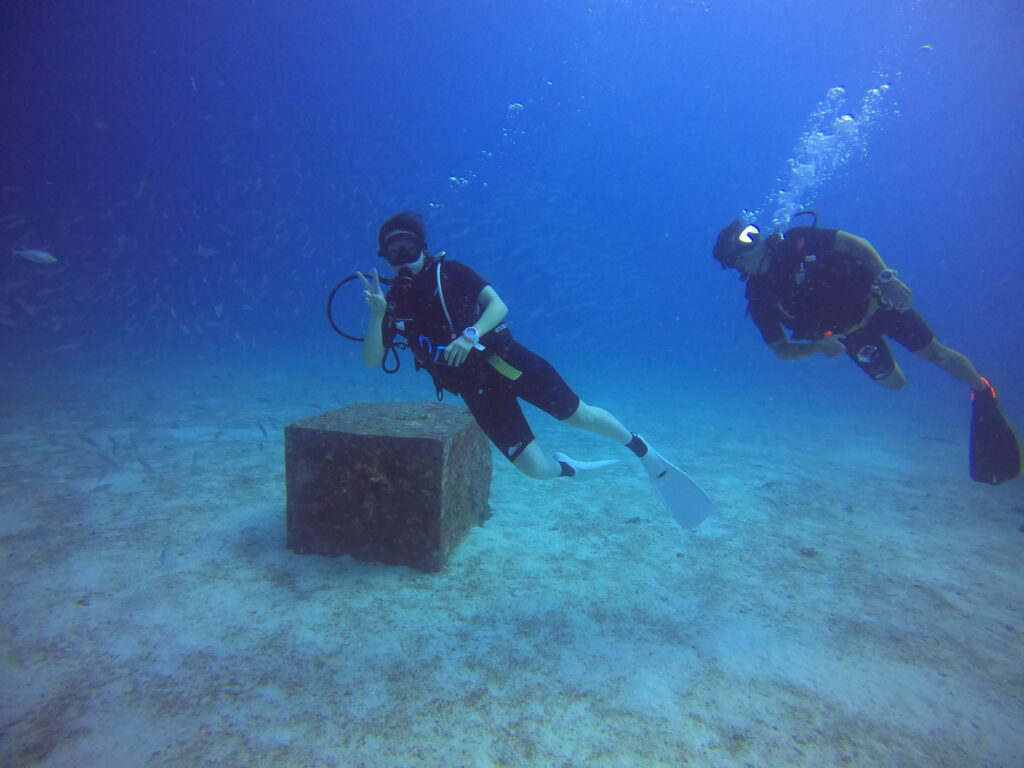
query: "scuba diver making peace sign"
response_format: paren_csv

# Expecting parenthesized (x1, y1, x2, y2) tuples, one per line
(354, 211, 714, 528)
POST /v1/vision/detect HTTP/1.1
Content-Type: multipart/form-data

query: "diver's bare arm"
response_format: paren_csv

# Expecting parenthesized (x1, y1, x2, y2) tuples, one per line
(835, 231, 888, 277)
(836, 231, 913, 310)
(358, 269, 387, 368)
(473, 286, 509, 334)
(362, 313, 386, 367)
(768, 337, 840, 361)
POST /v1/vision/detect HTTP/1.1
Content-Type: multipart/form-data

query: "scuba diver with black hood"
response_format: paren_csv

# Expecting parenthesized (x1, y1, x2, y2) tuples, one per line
(712, 214, 1019, 484)
(354, 211, 714, 527)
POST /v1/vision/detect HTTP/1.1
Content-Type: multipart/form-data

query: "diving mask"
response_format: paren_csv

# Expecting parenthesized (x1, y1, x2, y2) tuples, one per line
(713, 220, 761, 269)
(379, 233, 424, 267)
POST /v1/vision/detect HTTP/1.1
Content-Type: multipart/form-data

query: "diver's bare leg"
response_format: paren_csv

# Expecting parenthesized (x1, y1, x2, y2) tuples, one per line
(915, 339, 986, 390)
(563, 400, 632, 443)
(512, 440, 563, 480)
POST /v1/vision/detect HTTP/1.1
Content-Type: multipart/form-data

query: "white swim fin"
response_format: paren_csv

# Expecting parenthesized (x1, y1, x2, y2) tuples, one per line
(553, 452, 619, 479)
(638, 439, 714, 529)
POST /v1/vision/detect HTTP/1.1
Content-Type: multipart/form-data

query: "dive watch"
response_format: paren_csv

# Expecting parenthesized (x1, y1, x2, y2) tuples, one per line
(462, 326, 485, 351)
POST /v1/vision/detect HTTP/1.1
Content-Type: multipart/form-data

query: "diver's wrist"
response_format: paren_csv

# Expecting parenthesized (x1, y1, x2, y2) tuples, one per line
(461, 326, 485, 351)
(876, 268, 897, 284)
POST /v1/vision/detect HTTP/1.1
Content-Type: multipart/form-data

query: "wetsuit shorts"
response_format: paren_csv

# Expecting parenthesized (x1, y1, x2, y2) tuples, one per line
(840, 307, 935, 381)
(457, 341, 580, 462)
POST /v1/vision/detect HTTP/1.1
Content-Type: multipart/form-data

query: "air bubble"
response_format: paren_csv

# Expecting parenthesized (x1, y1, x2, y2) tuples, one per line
(752, 81, 897, 231)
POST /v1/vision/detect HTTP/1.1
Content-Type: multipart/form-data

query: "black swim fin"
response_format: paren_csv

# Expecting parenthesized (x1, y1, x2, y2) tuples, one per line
(970, 379, 1020, 485)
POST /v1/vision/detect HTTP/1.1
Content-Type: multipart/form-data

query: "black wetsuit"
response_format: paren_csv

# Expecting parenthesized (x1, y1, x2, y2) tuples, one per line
(745, 227, 934, 380)
(383, 257, 579, 461)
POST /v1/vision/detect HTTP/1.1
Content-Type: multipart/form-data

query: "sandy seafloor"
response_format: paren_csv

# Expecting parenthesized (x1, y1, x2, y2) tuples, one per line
(1, 349, 1022, 768)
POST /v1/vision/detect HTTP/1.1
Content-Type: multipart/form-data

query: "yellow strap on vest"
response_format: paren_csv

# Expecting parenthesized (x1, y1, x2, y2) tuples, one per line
(487, 354, 522, 380)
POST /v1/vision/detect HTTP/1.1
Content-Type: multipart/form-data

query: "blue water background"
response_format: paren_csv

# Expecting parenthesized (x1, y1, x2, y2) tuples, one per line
(2, 0, 1022, 425)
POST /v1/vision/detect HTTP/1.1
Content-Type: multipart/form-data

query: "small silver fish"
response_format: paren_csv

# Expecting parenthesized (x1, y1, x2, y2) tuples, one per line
(13, 248, 57, 264)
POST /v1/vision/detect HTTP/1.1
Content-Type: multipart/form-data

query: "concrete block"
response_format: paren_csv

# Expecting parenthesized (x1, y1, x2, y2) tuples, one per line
(284, 401, 492, 572)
